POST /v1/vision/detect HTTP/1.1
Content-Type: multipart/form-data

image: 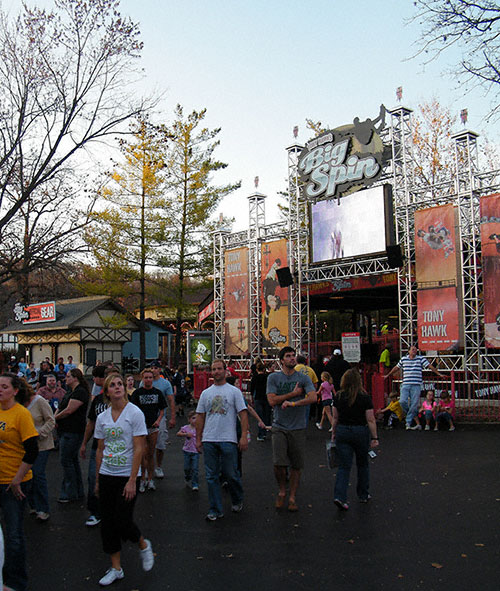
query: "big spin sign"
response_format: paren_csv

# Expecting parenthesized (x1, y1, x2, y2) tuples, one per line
(298, 105, 391, 202)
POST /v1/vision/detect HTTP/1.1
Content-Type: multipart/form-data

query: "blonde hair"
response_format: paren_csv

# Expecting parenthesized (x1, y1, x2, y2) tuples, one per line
(321, 371, 332, 384)
(102, 373, 126, 405)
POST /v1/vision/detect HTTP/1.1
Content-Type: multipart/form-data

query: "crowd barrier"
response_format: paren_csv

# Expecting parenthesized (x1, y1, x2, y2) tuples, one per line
(377, 370, 500, 422)
(194, 367, 500, 422)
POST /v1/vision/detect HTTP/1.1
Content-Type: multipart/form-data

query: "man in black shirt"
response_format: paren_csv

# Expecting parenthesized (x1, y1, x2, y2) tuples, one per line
(325, 349, 350, 392)
(130, 369, 167, 492)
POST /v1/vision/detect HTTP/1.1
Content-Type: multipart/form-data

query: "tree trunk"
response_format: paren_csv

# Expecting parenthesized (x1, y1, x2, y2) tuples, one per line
(139, 185, 146, 369)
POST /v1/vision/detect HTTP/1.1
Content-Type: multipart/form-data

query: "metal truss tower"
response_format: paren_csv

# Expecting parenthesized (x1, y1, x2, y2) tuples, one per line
(453, 131, 484, 374)
(389, 106, 417, 354)
(247, 192, 266, 360)
(212, 226, 231, 359)
(287, 139, 310, 356)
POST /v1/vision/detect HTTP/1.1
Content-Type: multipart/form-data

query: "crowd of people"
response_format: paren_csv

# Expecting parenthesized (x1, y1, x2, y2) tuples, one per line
(0, 346, 453, 590)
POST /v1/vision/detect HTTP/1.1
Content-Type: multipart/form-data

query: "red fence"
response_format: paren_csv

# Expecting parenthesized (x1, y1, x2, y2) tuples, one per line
(373, 370, 500, 422)
(195, 366, 500, 422)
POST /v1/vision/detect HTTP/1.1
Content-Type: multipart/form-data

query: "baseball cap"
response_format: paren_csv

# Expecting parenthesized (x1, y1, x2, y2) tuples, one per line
(333, 349, 342, 356)
(149, 360, 161, 367)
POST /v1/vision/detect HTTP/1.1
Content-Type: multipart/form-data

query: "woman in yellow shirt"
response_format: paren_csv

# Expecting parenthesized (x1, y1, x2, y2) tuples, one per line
(0, 373, 39, 591)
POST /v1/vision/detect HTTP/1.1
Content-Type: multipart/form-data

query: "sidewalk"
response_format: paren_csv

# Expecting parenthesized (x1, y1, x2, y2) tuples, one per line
(26, 423, 499, 590)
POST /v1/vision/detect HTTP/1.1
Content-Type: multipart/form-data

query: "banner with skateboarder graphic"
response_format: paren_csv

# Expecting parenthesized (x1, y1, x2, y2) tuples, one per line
(480, 193, 500, 348)
(224, 247, 249, 355)
(260, 239, 289, 355)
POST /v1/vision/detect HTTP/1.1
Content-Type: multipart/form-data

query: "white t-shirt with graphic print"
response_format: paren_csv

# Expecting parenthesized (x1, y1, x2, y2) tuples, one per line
(196, 383, 247, 443)
(94, 402, 147, 477)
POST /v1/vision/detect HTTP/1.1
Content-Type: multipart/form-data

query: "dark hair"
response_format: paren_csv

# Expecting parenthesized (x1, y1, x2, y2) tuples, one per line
(296, 355, 307, 364)
(339, 368, 365, 406)
(67, 368, 90, 393)
(187, 410, 196, 419)
(278, 346, 295, 361)
(104, 366, 120, 377)
(0, 373, 34, 406)
(255, 361, 266, 373)
(92, 365, 106, 378)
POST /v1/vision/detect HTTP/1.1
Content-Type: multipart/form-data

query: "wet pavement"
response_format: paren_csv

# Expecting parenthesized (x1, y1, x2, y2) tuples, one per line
(23, 421, 499, 590)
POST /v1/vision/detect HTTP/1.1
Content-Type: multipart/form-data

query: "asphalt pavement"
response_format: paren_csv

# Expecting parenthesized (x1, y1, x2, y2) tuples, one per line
(22, 420, 499, 591)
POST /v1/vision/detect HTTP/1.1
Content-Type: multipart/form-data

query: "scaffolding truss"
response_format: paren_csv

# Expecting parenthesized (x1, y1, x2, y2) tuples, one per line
(212, 110, 500, 372)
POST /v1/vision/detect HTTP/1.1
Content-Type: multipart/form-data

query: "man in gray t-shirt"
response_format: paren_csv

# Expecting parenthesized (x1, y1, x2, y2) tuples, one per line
(266, 347, 316, 513)
(196, 359, 249, 521)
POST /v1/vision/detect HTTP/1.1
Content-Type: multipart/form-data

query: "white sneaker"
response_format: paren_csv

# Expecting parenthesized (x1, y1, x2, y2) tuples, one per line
(86, 514, 101, 526)
(315, 422, 323, 430)
(139, 480, 147, 493)
(99, 567, 124, 586)
(154, 467, 164, 479)
(424, 425, 430, 431)
(405, 423, 411, 430)
(147, 479, 156, 491)
(192, 484, 199, 491)
(231, 502, 243, 512)
(36, 512, 50, 521)
(140, 539, 154, 571)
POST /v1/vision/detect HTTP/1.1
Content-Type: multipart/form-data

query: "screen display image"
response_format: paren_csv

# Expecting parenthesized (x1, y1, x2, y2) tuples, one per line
(311, 185, 390, 263)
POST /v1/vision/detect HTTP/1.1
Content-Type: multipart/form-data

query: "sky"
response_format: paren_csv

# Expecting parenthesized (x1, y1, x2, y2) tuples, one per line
(4, 0, 500, 230)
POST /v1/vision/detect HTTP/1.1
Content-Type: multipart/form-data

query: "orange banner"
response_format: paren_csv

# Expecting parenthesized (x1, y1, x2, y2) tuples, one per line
(417, 287, 460, 351)
(224, 248, 249, 355)
(480, 193, 500, 348)
(415, 204, 458, 285)
(261, 239, 289, 355)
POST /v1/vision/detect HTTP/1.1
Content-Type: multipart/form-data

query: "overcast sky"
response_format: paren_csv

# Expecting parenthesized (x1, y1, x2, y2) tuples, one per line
(4, 0, 499, 229)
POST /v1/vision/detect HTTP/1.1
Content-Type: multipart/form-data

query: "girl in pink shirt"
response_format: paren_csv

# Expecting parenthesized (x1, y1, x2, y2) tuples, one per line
(415, 390, 438, 431)
(315, 371, 335, 432)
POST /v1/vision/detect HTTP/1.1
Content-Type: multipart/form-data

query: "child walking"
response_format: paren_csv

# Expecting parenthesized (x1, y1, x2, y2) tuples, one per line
(177, 411, 200, 490)
(315, 371, 335, 432)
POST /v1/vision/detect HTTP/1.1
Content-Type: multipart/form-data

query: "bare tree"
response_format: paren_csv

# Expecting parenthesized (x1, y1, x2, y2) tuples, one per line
(0, 174, 98, 298)
(0, 0, 146, 235)
(412, 1, 500, 119)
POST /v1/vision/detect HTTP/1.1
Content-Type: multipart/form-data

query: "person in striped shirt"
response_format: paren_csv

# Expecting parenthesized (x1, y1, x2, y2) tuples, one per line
(384, 346, 445, 430)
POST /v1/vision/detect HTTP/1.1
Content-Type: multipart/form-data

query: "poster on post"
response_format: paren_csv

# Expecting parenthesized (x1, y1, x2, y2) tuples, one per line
(414, 204, 458, 285)
(224, 247, 249, 355)
(186, 331, 214, 374)
(417, 288, 460, 351)
(260, 239, 290, 355)
(341, 332, 361, 363)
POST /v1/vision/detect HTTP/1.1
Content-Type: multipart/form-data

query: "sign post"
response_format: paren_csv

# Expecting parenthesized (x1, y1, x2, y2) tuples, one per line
(341, 332, 361, 363)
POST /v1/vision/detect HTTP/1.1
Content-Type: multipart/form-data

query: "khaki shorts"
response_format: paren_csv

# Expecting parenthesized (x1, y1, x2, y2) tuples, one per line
(271, 427, 306, 470)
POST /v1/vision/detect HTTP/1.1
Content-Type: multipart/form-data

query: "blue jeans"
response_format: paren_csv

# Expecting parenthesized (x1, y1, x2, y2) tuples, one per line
(27, 449, 50, 514)
(203, 442, 243, 515)
(183, 451, 199, 487)
(87, 447, 100, 517)
(333, 425, 370, 503)
(59, 432, 84, 500)
(400, 384, 422, 426)
(0, 481, 30, 591)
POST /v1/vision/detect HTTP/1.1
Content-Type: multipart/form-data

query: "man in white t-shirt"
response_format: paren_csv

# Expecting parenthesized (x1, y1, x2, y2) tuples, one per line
(195, 359, 249, 521)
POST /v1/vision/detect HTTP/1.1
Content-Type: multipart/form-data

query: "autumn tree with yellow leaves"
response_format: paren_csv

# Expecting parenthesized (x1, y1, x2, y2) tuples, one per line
(83, 119, 167, 368)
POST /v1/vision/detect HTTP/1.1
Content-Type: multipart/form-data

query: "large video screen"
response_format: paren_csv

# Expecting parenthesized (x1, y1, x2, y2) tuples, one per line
(311, 185, 392, 263)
